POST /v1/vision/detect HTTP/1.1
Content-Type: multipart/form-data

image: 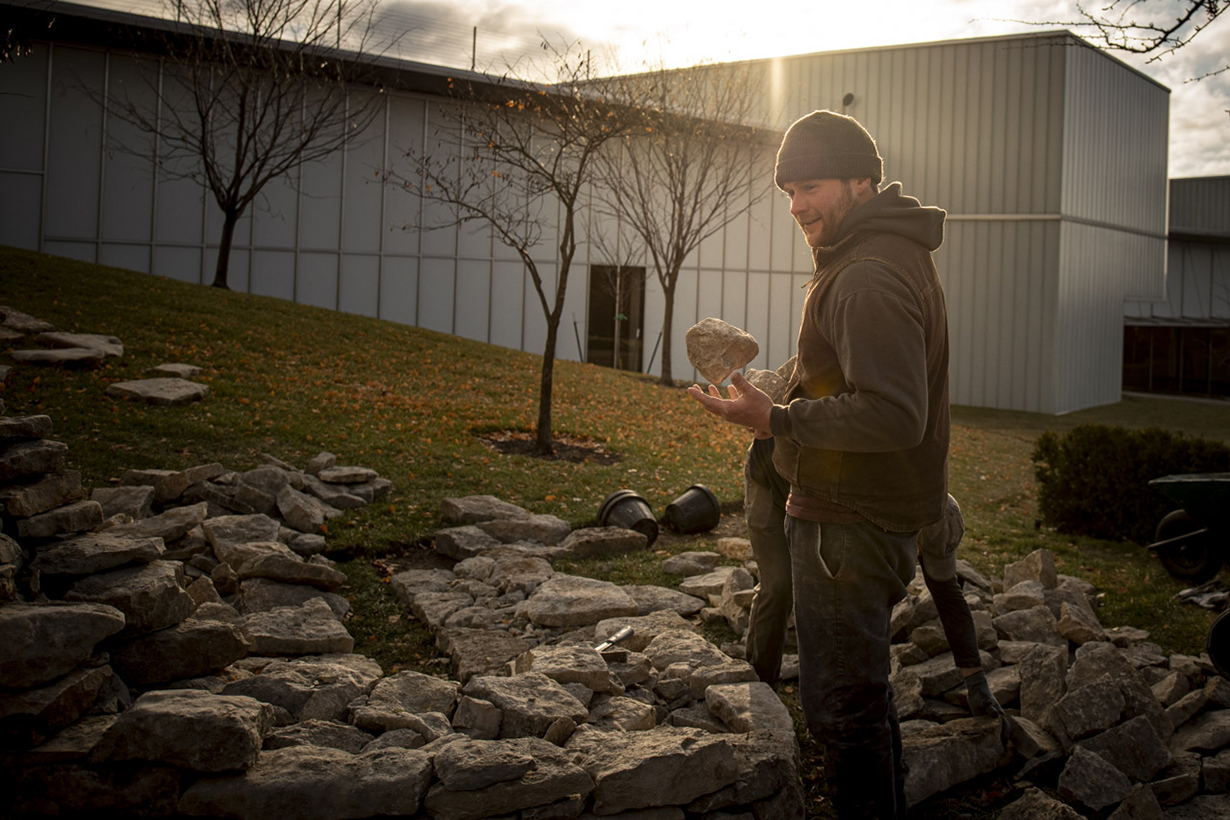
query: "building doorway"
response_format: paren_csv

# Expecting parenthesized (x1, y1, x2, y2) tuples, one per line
(583, 266, 644, 371)
(586, 265, 645, 372)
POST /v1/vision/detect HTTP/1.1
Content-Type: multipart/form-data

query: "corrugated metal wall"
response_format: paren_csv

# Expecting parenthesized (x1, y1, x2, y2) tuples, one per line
(1169, 176, 1230, 238)
(0, 28, 1173, 414)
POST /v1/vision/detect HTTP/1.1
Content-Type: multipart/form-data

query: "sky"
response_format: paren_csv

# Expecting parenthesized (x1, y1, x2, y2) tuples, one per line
(93, 0, 1230, 178)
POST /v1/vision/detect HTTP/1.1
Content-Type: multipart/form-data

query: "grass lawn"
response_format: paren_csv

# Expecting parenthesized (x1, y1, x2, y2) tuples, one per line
(3, 246, 1228, 817)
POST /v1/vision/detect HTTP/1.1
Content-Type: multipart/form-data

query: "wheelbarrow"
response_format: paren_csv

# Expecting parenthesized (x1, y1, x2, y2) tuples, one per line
(1147, 473, 1230, 583)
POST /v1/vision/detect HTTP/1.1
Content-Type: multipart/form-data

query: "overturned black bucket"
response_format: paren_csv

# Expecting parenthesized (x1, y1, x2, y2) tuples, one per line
(598, 489, 659, 547)
(1208, 610, 1230, 679)
(662, 484, 721, 534)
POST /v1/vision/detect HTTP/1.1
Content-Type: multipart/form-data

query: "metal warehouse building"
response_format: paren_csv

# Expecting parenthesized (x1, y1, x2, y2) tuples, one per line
(0, 1, 1174, 414)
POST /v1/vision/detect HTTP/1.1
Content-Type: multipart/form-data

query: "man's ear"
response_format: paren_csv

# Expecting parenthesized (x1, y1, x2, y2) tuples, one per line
(850, 178, 874, 202)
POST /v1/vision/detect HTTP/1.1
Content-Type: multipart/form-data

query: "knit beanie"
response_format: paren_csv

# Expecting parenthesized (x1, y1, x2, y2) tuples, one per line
(774, 110, 883, 191)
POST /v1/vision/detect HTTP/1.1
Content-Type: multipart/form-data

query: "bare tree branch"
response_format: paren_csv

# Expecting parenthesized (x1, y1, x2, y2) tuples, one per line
(389, 41, 637, 455)
(1015, 0, 1227, 63)
(594, 60, 775, 384)
(97, 0, 390, 288)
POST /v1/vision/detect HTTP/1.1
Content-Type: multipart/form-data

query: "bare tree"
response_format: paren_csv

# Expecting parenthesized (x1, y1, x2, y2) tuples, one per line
(392, 43, 634, 456)
(595, 61, 774, 385)
(1034, 1, 1227, 76)
(103, 0, 388, 289)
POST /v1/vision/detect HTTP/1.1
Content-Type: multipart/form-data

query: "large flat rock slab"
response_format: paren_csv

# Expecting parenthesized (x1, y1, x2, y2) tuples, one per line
(36, 331, 123, 358)
(105, 377, 209, 406)
(10, 347, 105, 367)
(178, 746, 433, 820)
(0, 601, 127, 688)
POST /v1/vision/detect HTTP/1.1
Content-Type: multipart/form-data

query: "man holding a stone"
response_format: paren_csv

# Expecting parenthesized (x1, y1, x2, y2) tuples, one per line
(688, 110, 949, 820)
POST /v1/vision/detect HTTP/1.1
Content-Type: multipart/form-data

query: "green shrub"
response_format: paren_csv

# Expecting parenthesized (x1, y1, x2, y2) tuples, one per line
(1032, 423, 1230, 544)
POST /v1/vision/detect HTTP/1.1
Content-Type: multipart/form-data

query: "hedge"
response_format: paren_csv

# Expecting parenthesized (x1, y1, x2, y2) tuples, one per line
(1031, 423, 1230, 545)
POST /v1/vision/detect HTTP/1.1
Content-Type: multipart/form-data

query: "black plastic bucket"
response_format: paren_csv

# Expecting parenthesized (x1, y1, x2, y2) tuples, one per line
(662, 484, 721, 534)
(1208, 610, 1230, 679)
(598, 489, 659, 546)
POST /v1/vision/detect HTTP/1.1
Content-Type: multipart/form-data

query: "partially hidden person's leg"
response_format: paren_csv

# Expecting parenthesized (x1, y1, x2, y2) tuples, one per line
(743, 440, 793, 684)
(788, 517, 916, 820)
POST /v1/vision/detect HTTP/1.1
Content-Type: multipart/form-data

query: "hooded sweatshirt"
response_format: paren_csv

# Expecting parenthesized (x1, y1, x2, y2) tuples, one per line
(768, 182, 950, 532)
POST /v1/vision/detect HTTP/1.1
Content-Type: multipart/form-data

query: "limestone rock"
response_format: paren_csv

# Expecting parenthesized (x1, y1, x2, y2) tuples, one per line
(1003, 548, 1058, 590)
(461, 673, 589, 739)
(441, 495, 530, 524)
(512, 644, 620, 694)
(559, 526, 648, 558)
(0, 601, 126, 688)
(235, 552, 346, 591)
(685, 318, 759, 385)
(264, 719, 374, 754)
(221, 654, 383, 722)
(237, 578, 350, 620)
(522, 575, 640, 628)
(316, 465, 378, 485)
(436, 525, 504, 560)
(0, 440, 68, 484)
(0, 469, 83, 517)
(92, 689, 273, 772)
(64, 560, 195, 635)
(622, 585, 707, 617)
(105, 377, 209, 406)
(349, 670, 460, 732)
(705, 681, 795, 733)
(203, 514, 283, 565)
(178, 746, 433, 819)
(30, 532, 164, 576)
(0, 305, 55, 332)
(36, 331, 123, 357)
(109, 501, 209, 542)
(16, 499, 104, 539)
(997, 786, 1087, 819)
(111, 619, 251, 686)
(902, 717, 1007, 807)
(241, 598, 354, 656)
(422, 737, 593, 820)
(478, 513, 571, 546)
(568, 725, 739, 815)
(1058, 744, 1132, 811)
(91, 485, 155, 520)
(11, 347, 105, 367)
(441, 629, 533, 684)
(147, 362, 203, 378)
(0, 665, 115, 747)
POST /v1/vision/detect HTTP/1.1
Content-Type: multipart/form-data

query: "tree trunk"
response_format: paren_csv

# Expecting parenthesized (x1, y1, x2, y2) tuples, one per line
(533, 319, 559, 456)
(211, 210, 239, 290)
(658, 280, 677, 386)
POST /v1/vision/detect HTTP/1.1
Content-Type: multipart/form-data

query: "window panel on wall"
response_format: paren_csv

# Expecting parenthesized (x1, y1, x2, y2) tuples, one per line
(383, 95, 426, 255)
(744, 272, 770, 371)
(300, 150, 343, 251)
(768, 271, 795, 369)
(489, 260, 525, 352)
(249, 250, 295, 299)
(696, 269, 724, 328)
(670, 268, 699, 381)
(251, 171, 299, 249)
(0, 173, 42, 250)
(455, 260, 491, 343)
(0, 43, 48, 171)
(379, 256, 418, 326)
(340, 255, 380, 317)
(298, 252, 339, 309)
(43, 241, 97, 264)
(46, 47, 104, 240)
(152, 246, 204, 285)
(342, 90, 386, 254)
(100, 243, 150, 274)
(419, 257, 456, 335)
(102, 54, 157, 243)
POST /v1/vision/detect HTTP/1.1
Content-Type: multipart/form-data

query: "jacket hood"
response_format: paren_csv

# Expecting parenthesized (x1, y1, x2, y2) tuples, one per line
(815, 182, 945, 263)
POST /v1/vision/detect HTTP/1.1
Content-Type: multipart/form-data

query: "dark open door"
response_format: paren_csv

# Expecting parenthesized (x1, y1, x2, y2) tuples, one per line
(587, 265, 645, 371)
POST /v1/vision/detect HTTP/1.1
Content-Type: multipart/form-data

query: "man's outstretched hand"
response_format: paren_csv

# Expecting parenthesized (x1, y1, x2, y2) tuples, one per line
(687, 371, 774, 439)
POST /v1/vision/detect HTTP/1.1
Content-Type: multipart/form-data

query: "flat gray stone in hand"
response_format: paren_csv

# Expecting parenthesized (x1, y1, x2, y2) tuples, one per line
(105, 377, 209, 406)
(92, 689, 273, 772)
(36, 331, 123, 358)
(685, 317, 759, 385)
(0, 601, 126, 688)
